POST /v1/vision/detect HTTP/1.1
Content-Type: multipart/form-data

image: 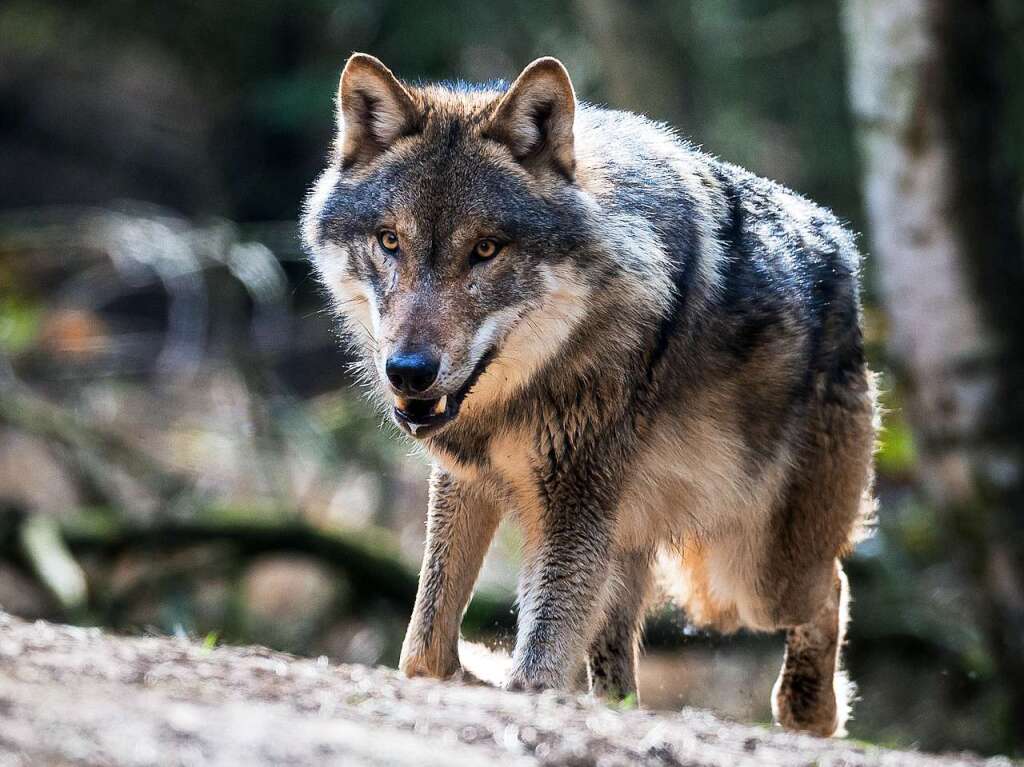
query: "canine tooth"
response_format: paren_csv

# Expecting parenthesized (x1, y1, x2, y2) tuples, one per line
(434, 395, 447, 414)
(395, 396, 410, 411)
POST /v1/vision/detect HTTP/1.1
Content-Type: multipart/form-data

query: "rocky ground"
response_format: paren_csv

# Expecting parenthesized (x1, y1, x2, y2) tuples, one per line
(0, 612, 1013, 767)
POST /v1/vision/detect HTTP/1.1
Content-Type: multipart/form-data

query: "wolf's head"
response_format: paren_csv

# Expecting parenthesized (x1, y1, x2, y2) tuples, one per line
(302, 54, 596, 438)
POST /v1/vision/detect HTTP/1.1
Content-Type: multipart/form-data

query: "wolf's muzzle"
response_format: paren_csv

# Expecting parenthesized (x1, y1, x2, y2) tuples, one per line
(392, 347, 497, 438)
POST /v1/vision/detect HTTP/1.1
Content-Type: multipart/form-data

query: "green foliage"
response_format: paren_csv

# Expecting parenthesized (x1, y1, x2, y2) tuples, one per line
(876, 415, 917, 477)
(0, 297, 42, 355)
(612, 692, 639, 711)
(875, 382, 919, 477)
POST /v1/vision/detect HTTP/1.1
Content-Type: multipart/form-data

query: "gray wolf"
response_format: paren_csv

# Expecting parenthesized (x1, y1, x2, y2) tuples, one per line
(302, 53, 876, 737)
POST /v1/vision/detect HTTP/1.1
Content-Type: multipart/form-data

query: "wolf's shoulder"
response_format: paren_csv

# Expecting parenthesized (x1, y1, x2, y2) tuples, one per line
(712, 159, 859, 263)
(574, 103, 699, 183)
(575, 104, 859, 272)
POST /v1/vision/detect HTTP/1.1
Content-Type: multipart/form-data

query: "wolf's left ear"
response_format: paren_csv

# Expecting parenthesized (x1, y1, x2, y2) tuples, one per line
(485, 57, 576, 181)
(337, 53, 420, 167)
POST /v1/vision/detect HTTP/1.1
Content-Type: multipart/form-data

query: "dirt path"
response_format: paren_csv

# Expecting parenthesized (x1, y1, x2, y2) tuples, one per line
(0, 612, 1012, 766)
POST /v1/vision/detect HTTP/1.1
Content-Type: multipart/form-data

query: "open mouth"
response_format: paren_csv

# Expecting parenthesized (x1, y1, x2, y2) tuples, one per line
(392, 347, 497, 438)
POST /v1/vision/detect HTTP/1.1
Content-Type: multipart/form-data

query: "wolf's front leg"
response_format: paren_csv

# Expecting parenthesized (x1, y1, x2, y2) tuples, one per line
(507, 485, 617, 691)
(400, 468, 500, 679)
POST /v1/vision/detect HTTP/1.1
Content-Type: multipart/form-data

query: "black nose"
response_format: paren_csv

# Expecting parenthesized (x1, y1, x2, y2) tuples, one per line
(386, 352, 441, 394)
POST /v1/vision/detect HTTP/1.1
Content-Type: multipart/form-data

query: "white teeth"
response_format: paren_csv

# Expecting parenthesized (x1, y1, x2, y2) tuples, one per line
(433, 395, 447, 415)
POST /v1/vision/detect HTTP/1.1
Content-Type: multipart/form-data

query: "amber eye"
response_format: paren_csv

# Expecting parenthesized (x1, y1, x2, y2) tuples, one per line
(378, 230, 400, 253)
(471, 239, 500, 262)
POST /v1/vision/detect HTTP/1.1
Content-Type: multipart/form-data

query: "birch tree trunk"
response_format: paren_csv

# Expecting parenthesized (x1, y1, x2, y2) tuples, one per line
(844, 0, 1024, 750)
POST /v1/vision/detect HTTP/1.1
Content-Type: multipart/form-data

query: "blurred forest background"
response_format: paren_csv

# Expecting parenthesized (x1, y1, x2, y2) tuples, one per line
(1, 0, 1022, 757)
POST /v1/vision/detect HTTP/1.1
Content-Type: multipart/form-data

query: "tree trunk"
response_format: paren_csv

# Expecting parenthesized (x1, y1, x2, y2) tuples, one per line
(844, 0, 1024, 751)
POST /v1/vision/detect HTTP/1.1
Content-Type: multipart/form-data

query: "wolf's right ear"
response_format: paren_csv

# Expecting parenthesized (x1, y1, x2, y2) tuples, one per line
(336, 53, 419, 167)
(485, 57, 576, 181)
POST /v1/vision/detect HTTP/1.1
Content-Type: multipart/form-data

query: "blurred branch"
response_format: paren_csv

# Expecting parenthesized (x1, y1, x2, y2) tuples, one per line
(69, 513, 419, 607)
(18, 514, 87, 613)
(0, 506, 515, 634)
(0, 377, 194, 511)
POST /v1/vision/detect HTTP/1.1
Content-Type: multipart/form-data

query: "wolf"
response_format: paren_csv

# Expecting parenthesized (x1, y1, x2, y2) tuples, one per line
(302, 53, 876, 737)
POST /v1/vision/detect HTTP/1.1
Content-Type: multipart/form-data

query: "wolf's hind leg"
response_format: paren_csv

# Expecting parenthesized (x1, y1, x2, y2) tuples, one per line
(771, 561, 852, 737)
(587, 550, 653, 701)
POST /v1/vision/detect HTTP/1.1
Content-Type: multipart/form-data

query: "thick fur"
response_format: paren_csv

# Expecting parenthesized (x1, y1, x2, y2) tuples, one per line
(302, 54, 876, 737)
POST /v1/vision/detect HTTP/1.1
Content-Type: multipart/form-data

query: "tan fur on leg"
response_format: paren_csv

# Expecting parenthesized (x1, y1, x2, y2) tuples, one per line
(399, 470, 500, 680)
(771, 562, 853, 737)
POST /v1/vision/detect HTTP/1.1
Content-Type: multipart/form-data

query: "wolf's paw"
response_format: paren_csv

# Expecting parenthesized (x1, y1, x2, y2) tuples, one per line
(505, 666, 564, 693)
(398, 650, 458, 681)
(771, 669, 847, 738)
(505, 675, 550, 693)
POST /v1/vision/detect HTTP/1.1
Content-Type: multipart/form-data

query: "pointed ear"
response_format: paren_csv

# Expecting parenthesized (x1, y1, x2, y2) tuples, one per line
(336, 53, 419, 167)
(485, 57, 576, 181)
